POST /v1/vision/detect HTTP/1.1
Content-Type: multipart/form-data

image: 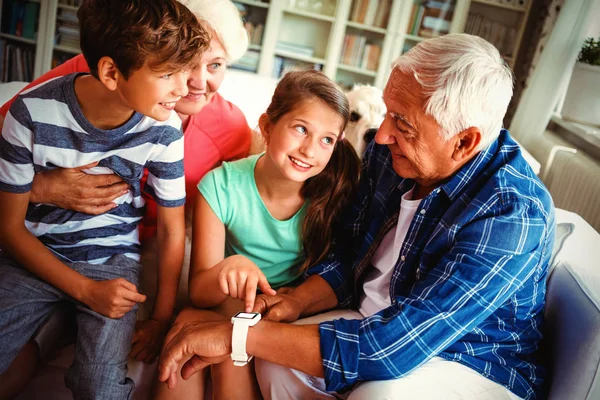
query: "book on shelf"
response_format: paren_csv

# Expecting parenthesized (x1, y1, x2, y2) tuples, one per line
(272, 56, 323, 79)
(2, 0, 40, 40)
(234, 49, 260, 72)
(350, 0, 392, 28)
(373, 0, 392, 28)
(408, 0, 455, 36)
(55, 9, 80, 49)
(275, 42, 314, 57)
(464, 13, 517, 57)
(0, 40, 35, 82)
(340, 33, 381, 71)
(244, 22, 264, 46)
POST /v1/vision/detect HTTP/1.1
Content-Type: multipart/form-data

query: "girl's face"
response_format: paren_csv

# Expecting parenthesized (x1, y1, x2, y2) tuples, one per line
(262, 99, 344, 183)
(174, 33, 227, 117)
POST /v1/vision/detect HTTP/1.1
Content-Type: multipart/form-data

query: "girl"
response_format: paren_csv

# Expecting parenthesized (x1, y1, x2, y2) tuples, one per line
(155, 70, 361, 399)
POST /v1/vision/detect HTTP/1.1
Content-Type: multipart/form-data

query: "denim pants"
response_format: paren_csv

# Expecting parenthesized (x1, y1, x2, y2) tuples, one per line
(0, 253, 140, 400)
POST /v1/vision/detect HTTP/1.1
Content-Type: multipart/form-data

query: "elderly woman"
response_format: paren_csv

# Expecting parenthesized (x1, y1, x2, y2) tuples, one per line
(0, 0, 252, 397)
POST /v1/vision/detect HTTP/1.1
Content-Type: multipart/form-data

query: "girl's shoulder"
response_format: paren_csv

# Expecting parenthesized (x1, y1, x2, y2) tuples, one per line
(204, 153, 261, 187)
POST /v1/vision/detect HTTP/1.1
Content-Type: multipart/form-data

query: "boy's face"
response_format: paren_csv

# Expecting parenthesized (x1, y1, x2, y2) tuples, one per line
(115, 63, 190, 121)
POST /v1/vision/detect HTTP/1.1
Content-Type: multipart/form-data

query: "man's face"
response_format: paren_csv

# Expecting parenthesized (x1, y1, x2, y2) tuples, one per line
(375, 70, 460, 193)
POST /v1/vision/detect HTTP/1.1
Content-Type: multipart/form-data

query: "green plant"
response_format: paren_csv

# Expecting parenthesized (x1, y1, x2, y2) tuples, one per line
(578, 37, 600, 66)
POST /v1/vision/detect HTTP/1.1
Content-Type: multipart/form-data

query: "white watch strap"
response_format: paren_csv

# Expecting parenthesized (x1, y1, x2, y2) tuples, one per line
(231, 322, 250, 365)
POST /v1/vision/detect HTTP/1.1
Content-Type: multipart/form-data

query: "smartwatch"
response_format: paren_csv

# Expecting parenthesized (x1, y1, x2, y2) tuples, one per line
(231, 311, 261, 366)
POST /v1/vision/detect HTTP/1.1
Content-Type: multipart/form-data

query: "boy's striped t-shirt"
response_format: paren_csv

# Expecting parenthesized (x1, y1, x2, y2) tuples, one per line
(0, 73, 185, 264)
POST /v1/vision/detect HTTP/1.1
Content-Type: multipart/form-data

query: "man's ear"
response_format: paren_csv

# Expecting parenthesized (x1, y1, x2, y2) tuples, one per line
(452, 127, 481, 162)
(258, 113, 270, 144)
(96, 56, 121, 91)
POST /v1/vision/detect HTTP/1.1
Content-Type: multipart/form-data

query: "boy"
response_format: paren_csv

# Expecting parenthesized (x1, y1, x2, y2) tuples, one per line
(0, 0, 208, 397)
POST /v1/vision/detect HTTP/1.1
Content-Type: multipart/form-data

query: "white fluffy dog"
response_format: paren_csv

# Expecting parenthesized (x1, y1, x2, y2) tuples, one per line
(345, 84, 386, 157)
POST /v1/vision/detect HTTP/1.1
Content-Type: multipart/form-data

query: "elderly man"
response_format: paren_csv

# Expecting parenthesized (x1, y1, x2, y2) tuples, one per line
(158, 34, 554, 400)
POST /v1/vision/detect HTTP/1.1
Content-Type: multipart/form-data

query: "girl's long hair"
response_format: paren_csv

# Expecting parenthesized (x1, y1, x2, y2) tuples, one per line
(264, 70, 361, 273)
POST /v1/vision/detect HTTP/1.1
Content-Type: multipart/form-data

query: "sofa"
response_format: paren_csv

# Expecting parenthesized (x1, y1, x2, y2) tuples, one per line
(1, 70, 599, 399)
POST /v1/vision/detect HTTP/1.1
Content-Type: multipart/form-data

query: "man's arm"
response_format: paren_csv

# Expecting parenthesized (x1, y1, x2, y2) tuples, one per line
(315, 201, 554, 391)
(158, 317, 324, 389)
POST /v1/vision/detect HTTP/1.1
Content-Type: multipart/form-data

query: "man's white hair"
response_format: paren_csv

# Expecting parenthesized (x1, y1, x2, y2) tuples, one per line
(178, 0, 249, 63)
(392, 33, 513, 150)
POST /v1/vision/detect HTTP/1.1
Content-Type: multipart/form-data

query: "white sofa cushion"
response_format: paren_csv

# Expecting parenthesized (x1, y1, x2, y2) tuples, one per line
(545, 259, 600, 399)
(545, 209, 600, 399)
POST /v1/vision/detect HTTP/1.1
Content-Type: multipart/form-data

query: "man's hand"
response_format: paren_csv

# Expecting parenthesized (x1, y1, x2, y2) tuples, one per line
(130, 318, 170, 364)
(81, 278, 146, 319)
(253, 287, 303, 322)
(158, 320, 232, 389)
(217, 255, 276, 312)
(31, 161, 129, 214)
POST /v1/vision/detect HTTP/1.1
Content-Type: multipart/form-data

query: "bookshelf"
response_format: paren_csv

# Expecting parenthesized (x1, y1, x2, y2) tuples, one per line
(463, 0, 532, 68)
(256, 0, 472, 89)
(0, 0, 47, 82)
(390, 0, 470, 66)
(259, 0, 342, 80)
(0, 0, 534, 91)
(40, 0, 81, 74)
(233, 0, 270, 72)
(337, 0, 405, 88)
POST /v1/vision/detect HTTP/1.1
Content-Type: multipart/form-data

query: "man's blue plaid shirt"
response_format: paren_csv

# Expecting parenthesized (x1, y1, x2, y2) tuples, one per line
(307, 130, 555, 399)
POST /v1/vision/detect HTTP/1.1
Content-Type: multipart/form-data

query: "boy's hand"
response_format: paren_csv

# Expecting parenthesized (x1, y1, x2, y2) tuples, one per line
(82, 278, 146, 319)
(217, 255, 277, 312)
(130, 318, 170, 364)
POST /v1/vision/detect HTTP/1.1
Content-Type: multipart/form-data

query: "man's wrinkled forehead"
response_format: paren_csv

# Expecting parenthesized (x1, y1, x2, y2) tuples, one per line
(384, 68, 406, 100)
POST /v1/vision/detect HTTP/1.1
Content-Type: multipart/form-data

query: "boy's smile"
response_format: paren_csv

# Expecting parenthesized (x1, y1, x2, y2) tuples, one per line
(115, 62, 190, 122)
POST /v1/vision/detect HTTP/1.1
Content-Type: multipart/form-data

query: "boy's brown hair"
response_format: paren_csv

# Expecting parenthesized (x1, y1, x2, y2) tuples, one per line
(78, 0, 209, 79)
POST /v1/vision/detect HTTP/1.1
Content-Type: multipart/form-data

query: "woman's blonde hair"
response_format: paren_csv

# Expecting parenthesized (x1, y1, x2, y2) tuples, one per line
(178, 0, 249, 63)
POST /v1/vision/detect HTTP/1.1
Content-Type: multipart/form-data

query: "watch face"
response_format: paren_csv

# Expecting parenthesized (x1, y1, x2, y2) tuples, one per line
(234, 312, 259, 320)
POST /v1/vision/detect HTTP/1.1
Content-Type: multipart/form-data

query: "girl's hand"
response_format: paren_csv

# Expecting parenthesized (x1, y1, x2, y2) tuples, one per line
(130, 318, 170, 364)
(216, 255, 276, 312)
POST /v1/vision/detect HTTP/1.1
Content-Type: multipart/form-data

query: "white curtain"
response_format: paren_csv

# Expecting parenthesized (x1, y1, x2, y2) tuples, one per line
(509, 0, 598, 148)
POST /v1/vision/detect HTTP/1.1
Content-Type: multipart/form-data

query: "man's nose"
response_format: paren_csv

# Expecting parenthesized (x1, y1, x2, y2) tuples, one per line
(374, 119, 396, 145)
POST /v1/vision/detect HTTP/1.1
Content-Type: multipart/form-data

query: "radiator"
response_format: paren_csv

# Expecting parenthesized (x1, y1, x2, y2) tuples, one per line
(535, 130, 600, 232)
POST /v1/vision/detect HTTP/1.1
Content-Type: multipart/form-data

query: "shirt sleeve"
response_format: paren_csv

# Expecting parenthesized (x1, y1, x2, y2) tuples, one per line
(143, 121, 185, 208)
(318, 200, 554, 392)
(197, 164, 230, 225)
(0, 98, 35, 193)
(0, 54, 89, 117)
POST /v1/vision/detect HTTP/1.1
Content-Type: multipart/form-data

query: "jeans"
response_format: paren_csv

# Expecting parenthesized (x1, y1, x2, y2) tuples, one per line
(0, 253, 140, 400)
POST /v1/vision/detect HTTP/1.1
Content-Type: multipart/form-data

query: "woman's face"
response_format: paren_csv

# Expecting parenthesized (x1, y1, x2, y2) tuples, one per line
(174, 33, 228, 117)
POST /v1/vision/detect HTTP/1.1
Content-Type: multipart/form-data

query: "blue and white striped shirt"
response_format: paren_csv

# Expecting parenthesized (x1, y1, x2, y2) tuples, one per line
(308, 130, 555, 399)
(0, 73, 185, 264)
